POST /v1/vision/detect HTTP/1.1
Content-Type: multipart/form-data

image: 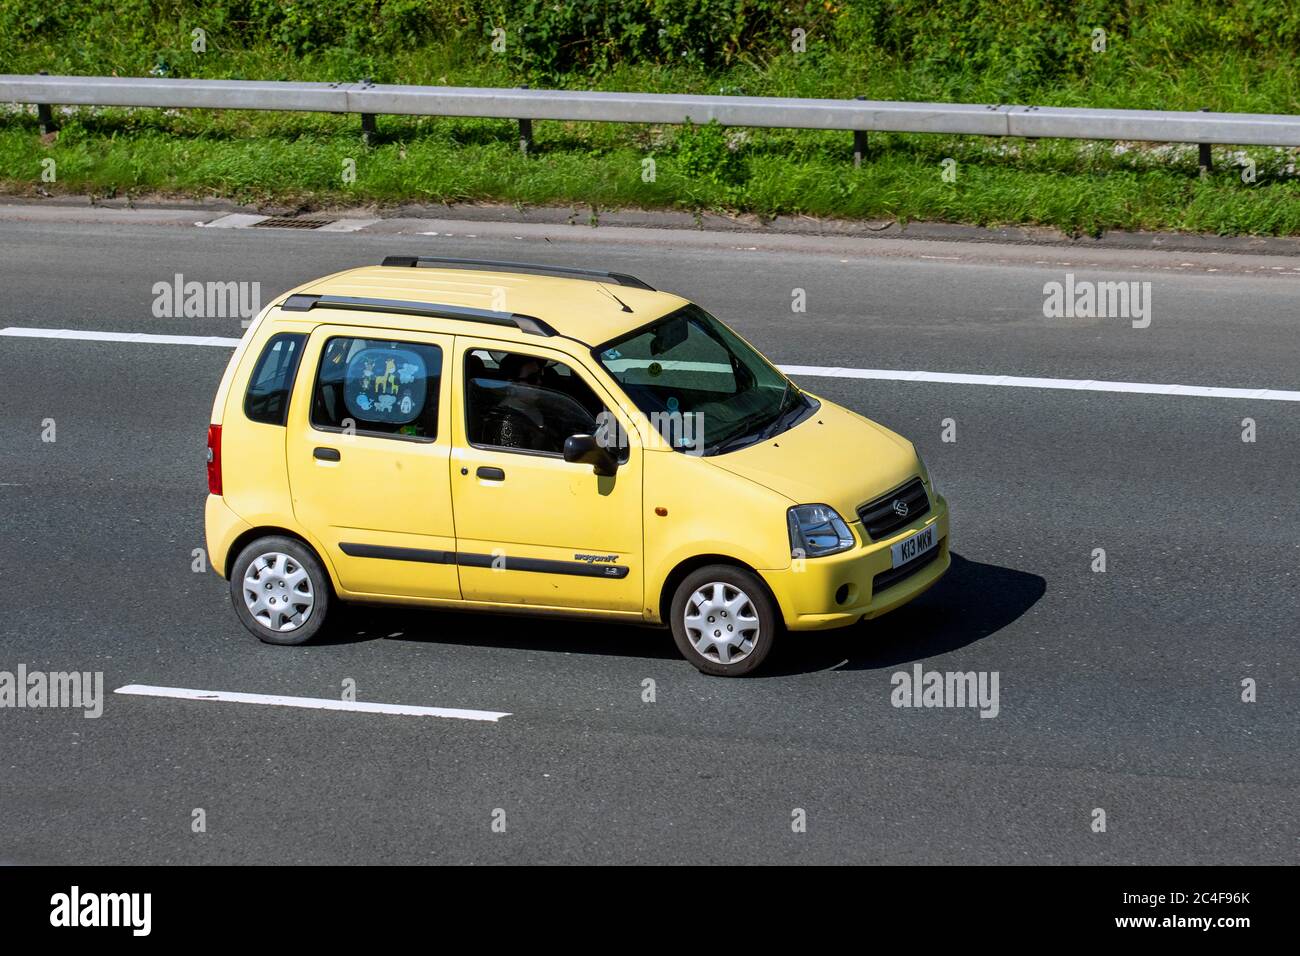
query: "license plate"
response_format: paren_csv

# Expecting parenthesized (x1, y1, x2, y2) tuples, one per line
(891, 524, 937, 567)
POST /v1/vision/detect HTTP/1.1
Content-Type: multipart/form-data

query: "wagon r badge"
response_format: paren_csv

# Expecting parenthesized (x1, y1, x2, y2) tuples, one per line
(574, 553, 619, 564)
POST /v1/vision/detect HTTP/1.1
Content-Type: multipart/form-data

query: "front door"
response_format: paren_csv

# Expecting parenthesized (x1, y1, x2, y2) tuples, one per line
(285, 324, 460, 600)
(450, 339, 643, 613)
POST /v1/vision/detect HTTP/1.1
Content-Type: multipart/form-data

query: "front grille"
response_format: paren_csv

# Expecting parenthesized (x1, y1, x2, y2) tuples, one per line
(857, 477, 930, 540)
(873, 544, 941, 595)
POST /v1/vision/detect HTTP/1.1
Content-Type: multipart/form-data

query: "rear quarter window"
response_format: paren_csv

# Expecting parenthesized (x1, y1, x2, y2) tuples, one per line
(244, 332, 306, 426)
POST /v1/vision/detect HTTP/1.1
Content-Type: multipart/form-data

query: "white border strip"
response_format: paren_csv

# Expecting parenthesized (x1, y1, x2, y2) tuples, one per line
(316, 218, 380, 232)
(114, 684, 510, 722)
(197, 213, 270, 229)
(1, 327, 243, 347)
(4, 326, 1296, 402)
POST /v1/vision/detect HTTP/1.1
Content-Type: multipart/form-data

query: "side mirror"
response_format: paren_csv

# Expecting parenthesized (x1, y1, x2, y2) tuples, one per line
(563, 434, 618, 477)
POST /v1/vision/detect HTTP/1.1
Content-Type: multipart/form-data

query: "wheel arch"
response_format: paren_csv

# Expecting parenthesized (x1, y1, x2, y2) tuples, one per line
(657, 553, 779, 626)
(225, 525, 336, 594)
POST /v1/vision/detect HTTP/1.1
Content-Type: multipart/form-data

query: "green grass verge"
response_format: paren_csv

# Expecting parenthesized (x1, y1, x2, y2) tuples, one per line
(3, 106, 1298, 236)
(2, 38, 1298, 235)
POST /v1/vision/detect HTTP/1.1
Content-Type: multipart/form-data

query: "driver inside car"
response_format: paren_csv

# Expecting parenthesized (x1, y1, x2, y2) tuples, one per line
(490, 353, 550, 450)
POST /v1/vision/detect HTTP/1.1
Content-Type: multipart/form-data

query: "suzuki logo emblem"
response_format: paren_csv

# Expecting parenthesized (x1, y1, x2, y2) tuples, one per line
(892, 499, 909, 517)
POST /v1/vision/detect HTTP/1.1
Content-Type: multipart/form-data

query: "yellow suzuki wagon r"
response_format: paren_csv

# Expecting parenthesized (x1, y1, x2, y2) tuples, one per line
(205, 257, 949, 676)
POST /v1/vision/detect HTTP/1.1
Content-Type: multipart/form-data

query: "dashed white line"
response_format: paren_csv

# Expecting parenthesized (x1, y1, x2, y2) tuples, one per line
(4, 325, 1297, 402)
(114, 684, 511, 722)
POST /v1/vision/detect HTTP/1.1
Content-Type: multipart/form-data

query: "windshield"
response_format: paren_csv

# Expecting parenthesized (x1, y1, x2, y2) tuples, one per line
(593, 304, 811, 456)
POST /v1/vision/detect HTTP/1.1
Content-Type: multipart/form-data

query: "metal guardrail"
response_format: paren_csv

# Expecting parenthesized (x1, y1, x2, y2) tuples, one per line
(3, 74, 1299, 165)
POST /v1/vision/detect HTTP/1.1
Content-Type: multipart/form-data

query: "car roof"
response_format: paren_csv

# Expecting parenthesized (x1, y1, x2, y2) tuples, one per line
(274, 265, 689, 347)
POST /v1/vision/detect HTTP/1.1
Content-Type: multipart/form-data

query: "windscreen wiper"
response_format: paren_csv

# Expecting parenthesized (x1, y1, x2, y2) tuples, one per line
(756, 388, 807, 441)
(704, 413, 773, 455)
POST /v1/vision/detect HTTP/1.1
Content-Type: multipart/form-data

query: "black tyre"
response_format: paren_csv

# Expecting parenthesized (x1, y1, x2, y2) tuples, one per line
(669, 564, 778, 676)
(230, 536, 331, 646)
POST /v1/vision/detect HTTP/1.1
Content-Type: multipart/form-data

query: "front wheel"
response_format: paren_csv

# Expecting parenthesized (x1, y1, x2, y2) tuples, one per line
(230, 536, 331, 646)
(669, 565, 778, 676)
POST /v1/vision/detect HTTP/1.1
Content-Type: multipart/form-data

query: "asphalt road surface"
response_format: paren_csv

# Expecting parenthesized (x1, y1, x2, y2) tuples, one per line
(0, 207, 1296, 864)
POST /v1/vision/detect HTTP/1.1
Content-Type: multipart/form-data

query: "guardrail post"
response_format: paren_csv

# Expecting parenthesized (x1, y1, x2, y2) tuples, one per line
(357, 77, 378, 146)
(36, 70, 56, 135)
(1198, 108, 1212, 173)
(853, 95, 867, 167)
(518, 85, 533, 156)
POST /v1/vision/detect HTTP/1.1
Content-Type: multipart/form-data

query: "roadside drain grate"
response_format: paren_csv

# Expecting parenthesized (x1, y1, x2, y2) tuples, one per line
(251, 217, 336, 229)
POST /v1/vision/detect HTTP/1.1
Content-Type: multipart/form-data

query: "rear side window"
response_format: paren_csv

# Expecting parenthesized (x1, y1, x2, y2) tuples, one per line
(244, 333, 306, 425)
(311, 336, 442, 441)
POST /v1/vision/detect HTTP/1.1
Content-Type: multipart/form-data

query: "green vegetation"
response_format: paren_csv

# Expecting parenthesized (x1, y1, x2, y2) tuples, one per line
(1, 1, 1298, 234)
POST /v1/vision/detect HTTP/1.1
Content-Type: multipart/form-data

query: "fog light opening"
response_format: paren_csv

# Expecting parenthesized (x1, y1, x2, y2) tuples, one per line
(835, 583, 858, 606)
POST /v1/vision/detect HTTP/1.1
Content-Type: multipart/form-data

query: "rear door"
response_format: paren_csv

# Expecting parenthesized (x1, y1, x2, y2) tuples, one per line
(285, 324, 460, 600)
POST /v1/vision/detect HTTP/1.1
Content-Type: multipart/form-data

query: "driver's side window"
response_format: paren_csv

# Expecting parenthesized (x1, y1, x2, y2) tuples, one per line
(464, 349, 617, 457)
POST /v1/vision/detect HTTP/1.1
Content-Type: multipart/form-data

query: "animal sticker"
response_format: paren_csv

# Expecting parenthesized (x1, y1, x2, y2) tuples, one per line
(376, 358, 398, 395)
(343, 346, 428, 426)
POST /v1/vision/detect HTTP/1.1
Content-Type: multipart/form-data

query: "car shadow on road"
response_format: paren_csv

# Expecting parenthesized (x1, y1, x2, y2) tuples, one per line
(766, 552, 1047, 676)
(313, 552, 1043, 675)
(317, 599, 682, 661)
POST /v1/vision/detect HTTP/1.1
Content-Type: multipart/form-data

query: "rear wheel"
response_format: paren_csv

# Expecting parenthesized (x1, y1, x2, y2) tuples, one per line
(669, 565, 778, 676)
(230, 536, 331, 646)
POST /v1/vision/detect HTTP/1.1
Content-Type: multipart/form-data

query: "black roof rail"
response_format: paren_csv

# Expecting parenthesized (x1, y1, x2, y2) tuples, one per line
(379, 255, 656, 291)
(280, 293, 557, 337)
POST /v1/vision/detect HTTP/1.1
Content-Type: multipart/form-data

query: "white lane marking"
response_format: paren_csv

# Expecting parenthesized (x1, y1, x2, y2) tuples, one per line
(778, 365, 1300, 402)
(4, 326, 1296, 402)
(0, 327, 243, 347)
(114, 684, 511, 722)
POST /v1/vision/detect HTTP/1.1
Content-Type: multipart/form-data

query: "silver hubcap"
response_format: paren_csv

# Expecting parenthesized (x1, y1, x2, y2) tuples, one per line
(684, 582, 760, 665)
(242, 551, 314, 632)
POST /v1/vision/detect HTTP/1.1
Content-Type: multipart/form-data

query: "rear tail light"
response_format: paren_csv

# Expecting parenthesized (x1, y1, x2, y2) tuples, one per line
(206, 424, 223, 495)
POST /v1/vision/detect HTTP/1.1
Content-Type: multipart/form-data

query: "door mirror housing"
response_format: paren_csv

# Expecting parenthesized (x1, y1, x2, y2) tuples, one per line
(563, 434, 618, 477)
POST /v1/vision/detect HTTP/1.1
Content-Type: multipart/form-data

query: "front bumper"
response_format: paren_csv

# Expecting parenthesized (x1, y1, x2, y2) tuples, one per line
(761, 494, 950, 631)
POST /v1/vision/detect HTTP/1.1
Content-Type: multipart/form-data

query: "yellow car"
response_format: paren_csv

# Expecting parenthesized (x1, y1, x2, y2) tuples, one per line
(206, 257, 949, 676)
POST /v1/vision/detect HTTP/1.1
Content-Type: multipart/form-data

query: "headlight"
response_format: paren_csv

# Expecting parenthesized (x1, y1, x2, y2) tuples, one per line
(919, 456, 938, 495)
(787, 504, 856, 558)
